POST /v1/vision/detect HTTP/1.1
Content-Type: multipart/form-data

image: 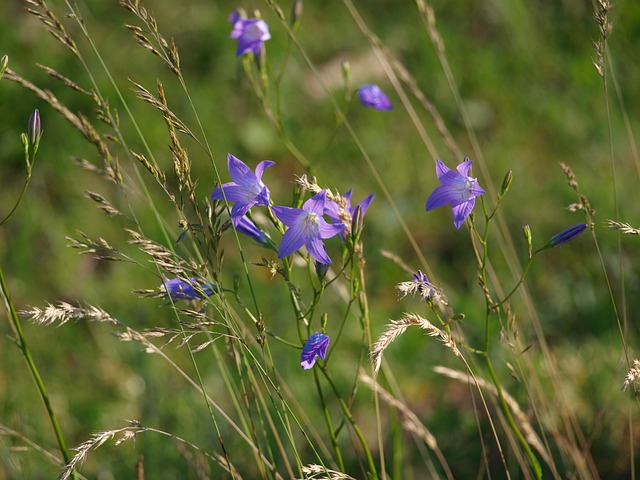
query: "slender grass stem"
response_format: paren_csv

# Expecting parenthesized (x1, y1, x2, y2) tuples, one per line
(0, 265, 76, 480)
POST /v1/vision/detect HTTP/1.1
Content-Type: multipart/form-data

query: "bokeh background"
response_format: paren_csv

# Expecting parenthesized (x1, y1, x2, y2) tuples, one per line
(1, 0, 640, 477)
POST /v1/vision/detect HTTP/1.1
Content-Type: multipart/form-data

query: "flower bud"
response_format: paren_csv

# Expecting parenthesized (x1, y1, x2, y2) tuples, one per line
(499, 170, 513, 199)
(351, 204, 364, 240)
(28, 109, 41, 147)
(290, 0, 303, 29)
(315, 260, 330, 280)
(545, 224, 587, 249)
(522, 225, 532, 258)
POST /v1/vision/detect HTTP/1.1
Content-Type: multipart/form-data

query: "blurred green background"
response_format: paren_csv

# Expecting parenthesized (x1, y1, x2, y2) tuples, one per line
(1, 0, 640, 477)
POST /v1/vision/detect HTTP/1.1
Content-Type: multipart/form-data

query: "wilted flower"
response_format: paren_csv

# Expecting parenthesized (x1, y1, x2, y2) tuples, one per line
(300, 332, 330, 369)
(161, 277, 217, 301)
(325, 189, 374, 240)
(542, 224, 587, 249)
(357, 84, 392, 111)
(210, 153, 274, 226)
(396, 270, 442, 302)
(273, 190, 344, 265)
(235, 215, 268, 245)
(425, 158, 486, 229)
(229, 10, 271, 57)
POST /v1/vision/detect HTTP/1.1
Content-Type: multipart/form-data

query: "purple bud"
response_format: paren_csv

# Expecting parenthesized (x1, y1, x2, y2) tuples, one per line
(28, 109, 41, 146)
(545, 224, 588, 249)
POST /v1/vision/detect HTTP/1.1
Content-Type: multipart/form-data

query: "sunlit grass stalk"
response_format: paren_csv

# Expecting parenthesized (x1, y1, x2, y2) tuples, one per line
(319, 365, 379, 478)
(313, 367, 345, 471)
(476, 199, 542, 478)
(0, 265, 76, 480)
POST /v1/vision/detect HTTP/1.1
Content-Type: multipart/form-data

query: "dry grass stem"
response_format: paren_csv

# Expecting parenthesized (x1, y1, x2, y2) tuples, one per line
(84, 191, 123, 217)
(66, 231, 128, 262)
(432, 366, 552, 468)
(370, 313, 460, 374)
(22, 302, 120, 327)
(621, 359, 640, 391)
(606, 220, 640, 236)
(59, 421, 242, 480)
(359, 373, 453, 479)
(298, 464, 356, 480)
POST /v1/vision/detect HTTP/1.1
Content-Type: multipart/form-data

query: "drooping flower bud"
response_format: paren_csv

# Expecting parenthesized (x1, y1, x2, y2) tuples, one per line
(545, 224, 588, 249)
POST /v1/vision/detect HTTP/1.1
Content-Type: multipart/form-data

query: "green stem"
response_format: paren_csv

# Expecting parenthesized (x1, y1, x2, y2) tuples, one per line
(0, 265, 76, 479)
(484, 354, 542, 479)
(313, 367, 345, 471)
(320, 366, 378, 479)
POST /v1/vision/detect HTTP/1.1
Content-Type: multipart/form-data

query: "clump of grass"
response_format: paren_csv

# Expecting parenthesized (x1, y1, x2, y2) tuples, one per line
(2, 0, 640, 478)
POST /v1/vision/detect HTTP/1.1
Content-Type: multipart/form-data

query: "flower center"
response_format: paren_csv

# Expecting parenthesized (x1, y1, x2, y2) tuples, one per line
(303, 213, 319, 235)
(453, 176, 475, 200)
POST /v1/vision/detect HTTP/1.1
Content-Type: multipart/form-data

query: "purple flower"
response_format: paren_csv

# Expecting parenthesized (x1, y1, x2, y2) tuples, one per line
(425, 158, 486, 229)
(229, 11, 271, 57)
(235, 215, 268, 245)
(325, 189, 375, 239)
(211, 153, 275, 226)
(300, 332, 330, 369)
(161, 277, 217, 301)
(545, 224, 588, 249)
(272, 190, 344, 265)
(357, 84, 392, 111)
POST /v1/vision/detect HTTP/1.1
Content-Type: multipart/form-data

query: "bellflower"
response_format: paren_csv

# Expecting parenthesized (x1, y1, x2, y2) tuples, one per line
(300, 332, 330, 370)
(211, 153, 274, 226)
(229, 11, 271, 57)
(425, 158, 486, 229)
(272, 190, 344, 265)
(325, 189, 375, 239)
(542, 223, 588, 250)
(161, 277, 217, 301)
(357, 84, 392, 111)
(235, 215, 269, 245)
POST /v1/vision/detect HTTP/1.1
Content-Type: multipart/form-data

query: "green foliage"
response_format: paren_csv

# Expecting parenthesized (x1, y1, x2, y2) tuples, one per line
(1, 0, 640, 478)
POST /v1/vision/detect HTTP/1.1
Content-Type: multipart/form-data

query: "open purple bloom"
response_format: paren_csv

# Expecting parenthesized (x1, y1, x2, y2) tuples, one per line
(211, 153, 274, 226)
(272, 190, 344, 265)
(357, 84, 392, 111)
(235, 215, 269, 245)
(425, 158, 486, 229)
(229, 11, 271, 57)
(161, 277, 217, 301)
(301, 332, 330, 369)
(545, 224, 588, 249)
(325, 189, 375, 240)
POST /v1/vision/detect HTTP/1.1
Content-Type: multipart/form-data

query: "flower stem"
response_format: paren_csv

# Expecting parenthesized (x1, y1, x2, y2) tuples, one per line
(0, 265, 76, 479)
(483, 353, 542, 479)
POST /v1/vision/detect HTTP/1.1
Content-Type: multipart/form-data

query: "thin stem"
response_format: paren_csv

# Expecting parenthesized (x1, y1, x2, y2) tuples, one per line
(0, 265, 76, 480)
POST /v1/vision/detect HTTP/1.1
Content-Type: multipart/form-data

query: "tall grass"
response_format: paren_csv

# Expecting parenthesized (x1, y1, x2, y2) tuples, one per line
(1, 0, 640, 478)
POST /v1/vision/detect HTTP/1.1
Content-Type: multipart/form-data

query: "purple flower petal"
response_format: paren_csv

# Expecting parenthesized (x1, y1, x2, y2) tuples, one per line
(273, 190, 344, 265)
(306, 236, 332, 265)
(235, 215, 268, 244)
(229, 12, 271, 57)
(425, 158, 485, 229)
(300, 333, 330, 369)
(357, 84, 392, 111)
(278, 224, 307, 258)
(210, 153, 273, 226)
(162, 277, 217, 301)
